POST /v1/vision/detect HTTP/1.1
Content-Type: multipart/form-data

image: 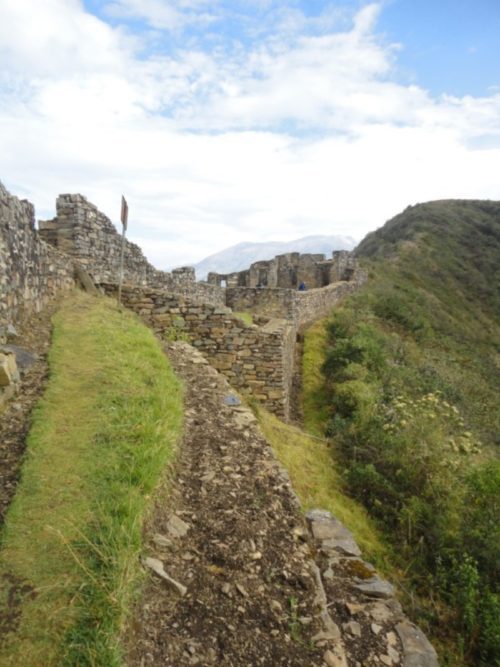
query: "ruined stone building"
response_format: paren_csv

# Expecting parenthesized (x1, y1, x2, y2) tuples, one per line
(207, 250, 357, 289)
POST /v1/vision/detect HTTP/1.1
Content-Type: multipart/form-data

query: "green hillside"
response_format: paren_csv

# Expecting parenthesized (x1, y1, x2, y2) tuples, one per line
(304, 200, 500, 666)
(355, 199, 500, 449)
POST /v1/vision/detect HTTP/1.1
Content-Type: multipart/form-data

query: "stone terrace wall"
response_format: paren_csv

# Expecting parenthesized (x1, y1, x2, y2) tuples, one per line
(294, 279, 365, 328)
(39, 194, 223, 306)
(226, 287, 296, 320)
(101, 284, 295, 418)
(226, 272, 367, 328)
(0, 182, 74, 326)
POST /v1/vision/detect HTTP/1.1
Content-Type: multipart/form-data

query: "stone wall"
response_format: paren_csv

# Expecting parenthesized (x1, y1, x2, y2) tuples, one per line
(39, 194, 224, 306)
(0, 182, 74, 327)
(226, 287, 297, 320)
(294, 279, 365, 328)
(101, 284, 295, 418)
(226, 273, 366, 328)
(0, 181, 364, 418)
(208, 250, 358, 290)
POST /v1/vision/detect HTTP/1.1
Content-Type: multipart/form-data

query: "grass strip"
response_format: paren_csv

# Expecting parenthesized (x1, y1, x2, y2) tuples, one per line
(256, 407, 392, 572)
(301, 319, 331, 436)
(0, 291, 182, 666)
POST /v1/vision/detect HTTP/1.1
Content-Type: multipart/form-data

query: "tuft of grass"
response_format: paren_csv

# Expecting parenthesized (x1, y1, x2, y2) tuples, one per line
(232, 311, 253, 326)
(0, 291, 182, 666)
(255, 407, 391, 571)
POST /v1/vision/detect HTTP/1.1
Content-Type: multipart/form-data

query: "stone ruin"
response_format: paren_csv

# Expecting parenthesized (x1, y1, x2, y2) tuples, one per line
(0, 180, 365, 415)
(0, 180, 441, 664)
(207, 250, 357, 289)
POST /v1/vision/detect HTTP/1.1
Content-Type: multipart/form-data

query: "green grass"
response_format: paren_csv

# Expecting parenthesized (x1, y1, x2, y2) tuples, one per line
(0, 291, 183, 666)
(354, 199, 500, 450)
(301, 319, 331, 437)
(256, 407, 391, 571)
(232, 311, 253, 326)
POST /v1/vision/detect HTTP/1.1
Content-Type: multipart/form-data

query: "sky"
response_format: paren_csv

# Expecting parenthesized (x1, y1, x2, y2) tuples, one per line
(0, 0, 499, 269)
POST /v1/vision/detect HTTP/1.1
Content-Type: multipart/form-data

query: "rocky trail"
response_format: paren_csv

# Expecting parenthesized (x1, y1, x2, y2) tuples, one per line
(127, 342, 438, 667)
(0, 305, 56, 525)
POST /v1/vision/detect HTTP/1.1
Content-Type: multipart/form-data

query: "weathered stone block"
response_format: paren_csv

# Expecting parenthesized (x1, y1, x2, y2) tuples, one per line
(0, 352, 18, 386)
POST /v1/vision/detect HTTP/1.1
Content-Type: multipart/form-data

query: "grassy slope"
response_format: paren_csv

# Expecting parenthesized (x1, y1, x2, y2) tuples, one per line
(305, 199, 500, 665)
(256, 407, 391, 571)
(0, 292, 182, 666)
(355, 199, 500, 449)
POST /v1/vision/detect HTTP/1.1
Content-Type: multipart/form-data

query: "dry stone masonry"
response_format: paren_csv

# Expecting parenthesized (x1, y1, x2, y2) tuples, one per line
(0, 182, 366, 417)
(101, 283, 295, 418)
(207, 250, 358, 290)
(0, 182, 74, 327)
(0, 181, 440, 663)
(306, 509, 439, 667)
(226, 279, 365, 328)
(0, 182, 74, 404)
(39, 194, 223, 305)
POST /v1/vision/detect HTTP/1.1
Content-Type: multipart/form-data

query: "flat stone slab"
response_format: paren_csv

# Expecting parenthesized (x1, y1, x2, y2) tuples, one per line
(223, 394, 241, 406)
(306, 509, 361, 557)
(1, 345, 37, 371)
(353, 576, 395, 599)
(166, 514, 190, 538)
(396, 621, 439, 667)
(366, 600, 403, 623)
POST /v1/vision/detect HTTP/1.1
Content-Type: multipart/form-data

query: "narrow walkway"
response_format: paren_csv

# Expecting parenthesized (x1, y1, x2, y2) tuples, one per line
(127, 342, 327, 666)
(127, 341, 438, 667)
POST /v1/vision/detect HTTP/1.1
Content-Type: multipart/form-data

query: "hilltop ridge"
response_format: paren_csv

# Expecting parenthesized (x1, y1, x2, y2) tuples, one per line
(304, 197, 500, 665)
(356, 199, 500, 318)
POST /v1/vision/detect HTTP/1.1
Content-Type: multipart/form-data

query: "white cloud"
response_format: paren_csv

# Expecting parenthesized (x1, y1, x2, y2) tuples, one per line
(104, 0, 217, 31)
(0, 0, 499, 269)
(0, 0, 130, 77)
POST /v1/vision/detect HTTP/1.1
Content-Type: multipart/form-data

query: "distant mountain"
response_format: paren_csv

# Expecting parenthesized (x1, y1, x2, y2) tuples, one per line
(192, 235, 356, 279)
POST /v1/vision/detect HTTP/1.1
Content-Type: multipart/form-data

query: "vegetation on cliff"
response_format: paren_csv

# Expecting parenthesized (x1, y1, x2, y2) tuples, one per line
(256, 407, 390, 568)
(0, 292, 182, 666)
(303, 200, 500, 665)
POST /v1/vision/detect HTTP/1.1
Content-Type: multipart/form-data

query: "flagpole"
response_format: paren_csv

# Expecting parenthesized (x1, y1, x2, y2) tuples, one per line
(117, 195, 128, 306)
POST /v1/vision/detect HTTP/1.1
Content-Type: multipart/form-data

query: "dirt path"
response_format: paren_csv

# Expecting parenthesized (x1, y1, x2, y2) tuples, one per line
(0, 305, 56, 525)
(128, 341, 439, 667)
(127, 341, 328, 666)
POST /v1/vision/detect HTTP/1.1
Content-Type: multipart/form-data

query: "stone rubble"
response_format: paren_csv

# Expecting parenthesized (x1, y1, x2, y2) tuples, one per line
(0, 304, 56, 524)
(306, 508, 439, 667)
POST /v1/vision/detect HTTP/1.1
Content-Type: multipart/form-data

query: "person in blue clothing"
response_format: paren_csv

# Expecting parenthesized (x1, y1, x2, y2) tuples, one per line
(298, 281, 306, 291)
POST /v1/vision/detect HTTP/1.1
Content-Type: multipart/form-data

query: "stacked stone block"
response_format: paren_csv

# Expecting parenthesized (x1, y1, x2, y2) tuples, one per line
(208, 249, 359, 291)
(39, 194, 223, 306)
(101, 284, 295, 418)
(226, 271, 366, 328)
(0, 182, 74, 327)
